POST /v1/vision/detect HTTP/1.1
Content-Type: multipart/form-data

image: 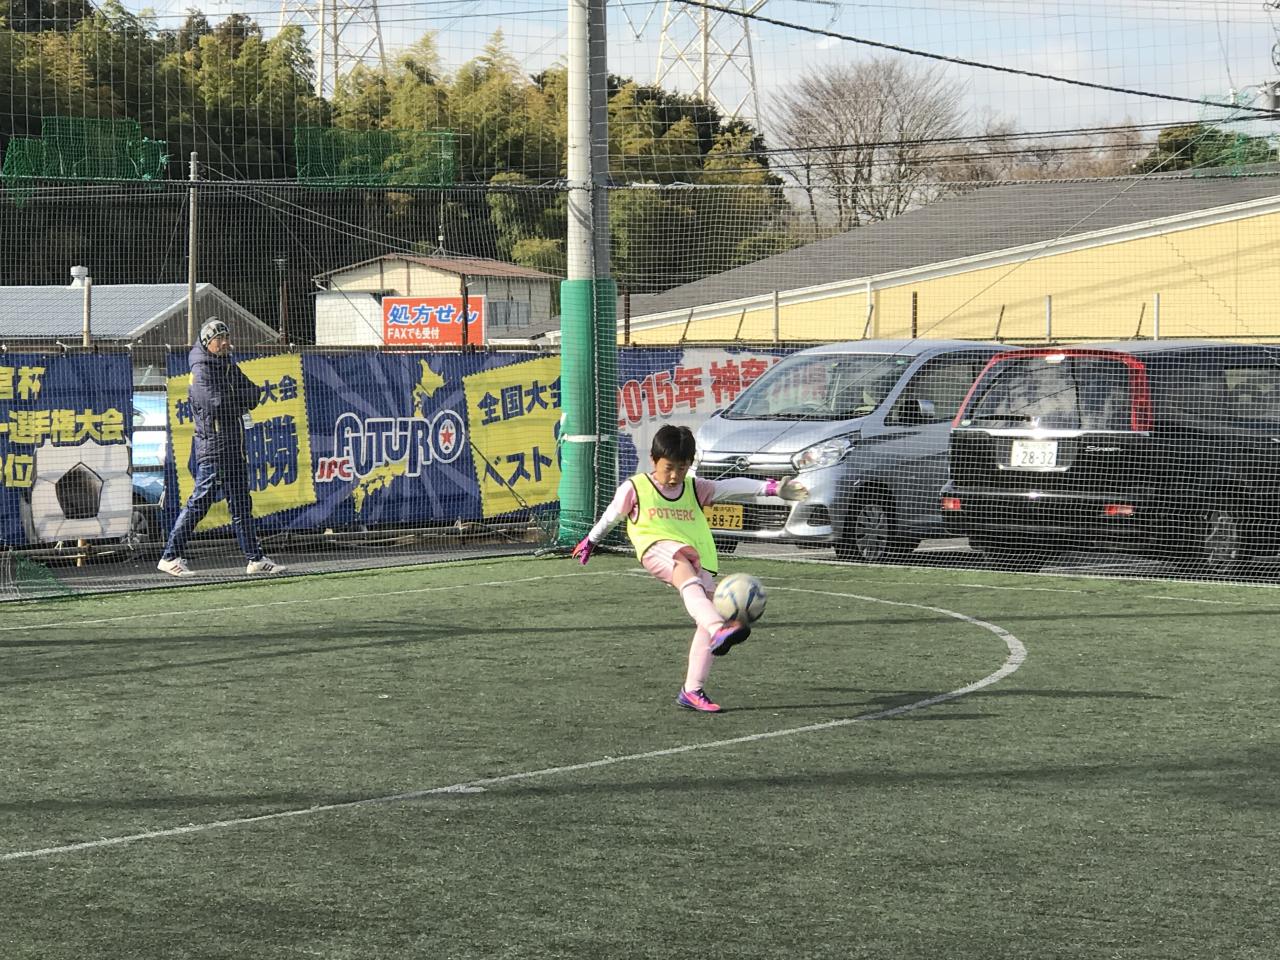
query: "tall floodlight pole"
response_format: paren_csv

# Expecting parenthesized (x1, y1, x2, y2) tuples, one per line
(558, 0, 617, 546)
(656, 0, 766, 131)
(279, 0, 387, 97)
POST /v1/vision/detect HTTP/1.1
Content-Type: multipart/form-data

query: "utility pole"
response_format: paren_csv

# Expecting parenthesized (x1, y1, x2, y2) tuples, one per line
(273, 257, 289, 342)
(187, 153, 199, 345)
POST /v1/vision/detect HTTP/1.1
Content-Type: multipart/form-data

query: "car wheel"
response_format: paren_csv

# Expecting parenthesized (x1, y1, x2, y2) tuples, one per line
(835, 496, 908, 563)
(112, 499, 157, 554)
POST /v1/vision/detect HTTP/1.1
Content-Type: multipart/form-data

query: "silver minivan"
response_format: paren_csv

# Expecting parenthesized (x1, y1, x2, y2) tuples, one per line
(694, 339, 1006, 562)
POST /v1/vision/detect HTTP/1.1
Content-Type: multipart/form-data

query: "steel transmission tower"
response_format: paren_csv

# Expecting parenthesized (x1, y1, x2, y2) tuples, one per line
(654, 0, 766, 130)
(279, 0, 388, 98)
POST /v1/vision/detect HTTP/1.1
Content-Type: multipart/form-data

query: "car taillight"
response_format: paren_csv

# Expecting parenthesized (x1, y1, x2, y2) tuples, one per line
(941, 496, 962, 512)
(1103, 503, 1134, 517)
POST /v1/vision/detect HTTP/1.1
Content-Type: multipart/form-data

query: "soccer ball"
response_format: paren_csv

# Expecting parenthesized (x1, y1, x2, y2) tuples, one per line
(713, 572, 767, 624)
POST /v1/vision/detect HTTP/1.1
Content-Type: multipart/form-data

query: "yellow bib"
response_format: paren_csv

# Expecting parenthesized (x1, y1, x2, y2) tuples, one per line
(626, 473, 720, 574)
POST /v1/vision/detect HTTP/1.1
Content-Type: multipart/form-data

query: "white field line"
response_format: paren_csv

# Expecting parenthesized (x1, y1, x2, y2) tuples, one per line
(719, 570, 1245, 605)
(738, 545, 1275, 601)
(949, 583, 1246, 604)
(1, 586, 1025, 863)
(0, 571, 619, 634)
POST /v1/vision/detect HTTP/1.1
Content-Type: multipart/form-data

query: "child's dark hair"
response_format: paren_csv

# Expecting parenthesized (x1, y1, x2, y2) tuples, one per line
(651, 424, 697, 463)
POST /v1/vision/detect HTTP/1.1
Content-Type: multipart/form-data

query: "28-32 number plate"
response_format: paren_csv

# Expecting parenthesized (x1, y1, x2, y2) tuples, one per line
(1009, 439, 1058, 469)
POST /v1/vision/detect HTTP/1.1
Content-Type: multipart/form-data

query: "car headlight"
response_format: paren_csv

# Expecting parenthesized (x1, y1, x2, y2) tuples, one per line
(792, 436, 855, 471)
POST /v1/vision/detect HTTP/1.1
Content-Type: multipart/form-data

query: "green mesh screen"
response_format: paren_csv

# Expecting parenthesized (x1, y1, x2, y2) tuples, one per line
(294, 127, 459, 187)
(0, 553, 76, 600)
(1, 117, 167, 185)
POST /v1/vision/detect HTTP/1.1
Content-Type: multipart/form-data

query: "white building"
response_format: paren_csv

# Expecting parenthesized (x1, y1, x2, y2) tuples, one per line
(312, 253, 561, 347)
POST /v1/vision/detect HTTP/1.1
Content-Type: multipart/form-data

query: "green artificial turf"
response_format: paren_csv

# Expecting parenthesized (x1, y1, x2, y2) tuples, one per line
(2, 555, 1278, 959)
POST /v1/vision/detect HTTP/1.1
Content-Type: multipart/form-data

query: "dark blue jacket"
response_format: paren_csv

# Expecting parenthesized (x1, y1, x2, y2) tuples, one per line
(188, 342, 261, 465)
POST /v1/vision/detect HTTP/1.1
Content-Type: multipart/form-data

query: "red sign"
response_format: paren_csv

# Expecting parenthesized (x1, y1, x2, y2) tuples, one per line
(382, 296, 485, 346)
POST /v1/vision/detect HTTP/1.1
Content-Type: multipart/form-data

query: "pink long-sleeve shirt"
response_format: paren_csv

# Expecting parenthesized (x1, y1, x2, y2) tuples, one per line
(585, 474, 769, 546)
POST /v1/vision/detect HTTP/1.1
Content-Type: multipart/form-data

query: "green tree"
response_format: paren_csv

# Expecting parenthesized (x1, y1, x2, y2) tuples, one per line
(604, 85, 795, 291)
(451, 30, 559, 181)
(1134, 122, 1275, 174)
(487, 171, 565, 272)
(380, 33, 449, 130)
(697, 125, 793, 268)
(332, 63, 391, 131)
(1, 0, 91, 33)
(610, 188, 699, 292)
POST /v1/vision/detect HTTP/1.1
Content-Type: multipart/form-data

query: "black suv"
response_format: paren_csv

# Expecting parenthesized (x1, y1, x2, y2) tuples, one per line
(942, 340, 1280, 572)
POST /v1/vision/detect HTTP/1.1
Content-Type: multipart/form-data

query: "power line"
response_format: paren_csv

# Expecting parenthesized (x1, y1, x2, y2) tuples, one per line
(676, 0, 1280, 116)
(753, 119, 1172, 155)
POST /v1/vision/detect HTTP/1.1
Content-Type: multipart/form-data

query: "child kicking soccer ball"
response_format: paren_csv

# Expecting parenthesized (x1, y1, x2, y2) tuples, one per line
(571, 424, 808, 713)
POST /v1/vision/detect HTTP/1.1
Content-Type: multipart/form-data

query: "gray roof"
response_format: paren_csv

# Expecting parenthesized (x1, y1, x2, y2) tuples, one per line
(0, 283, 270, 340)
(788, 337, 1004, 357)
(628, 174, 1280, 318)
(489, 314, 562, 340)
(315, 253, 560, 283)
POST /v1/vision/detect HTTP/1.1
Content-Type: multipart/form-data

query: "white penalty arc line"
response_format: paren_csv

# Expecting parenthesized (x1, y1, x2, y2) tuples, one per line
(2, 588, 1025, 863)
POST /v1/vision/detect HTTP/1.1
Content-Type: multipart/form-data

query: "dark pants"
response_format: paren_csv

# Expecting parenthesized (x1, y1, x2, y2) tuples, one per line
(162, 458, 262, 562)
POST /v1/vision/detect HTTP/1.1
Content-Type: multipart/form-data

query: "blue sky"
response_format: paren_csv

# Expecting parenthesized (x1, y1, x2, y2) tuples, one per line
(126, 0, 1280, 139)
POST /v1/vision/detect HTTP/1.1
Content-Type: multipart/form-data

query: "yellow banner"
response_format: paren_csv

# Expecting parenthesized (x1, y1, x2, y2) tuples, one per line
(463, 356, 561, 518)
(168, 354, 316, 530)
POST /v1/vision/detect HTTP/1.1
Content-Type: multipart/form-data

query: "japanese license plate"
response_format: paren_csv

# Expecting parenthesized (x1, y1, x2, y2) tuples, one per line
(1009, 439, 1058, 469)
(704, 503, 744, 530)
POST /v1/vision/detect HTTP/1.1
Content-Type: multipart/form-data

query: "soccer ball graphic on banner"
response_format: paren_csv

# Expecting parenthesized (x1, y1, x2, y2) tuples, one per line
(713, 573, 767, 624)
(22, 439, 133, 543)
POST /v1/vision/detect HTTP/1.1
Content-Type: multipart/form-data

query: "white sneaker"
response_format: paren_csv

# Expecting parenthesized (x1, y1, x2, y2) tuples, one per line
(246, 556, 286, 575)
(157, 557, 192, 577)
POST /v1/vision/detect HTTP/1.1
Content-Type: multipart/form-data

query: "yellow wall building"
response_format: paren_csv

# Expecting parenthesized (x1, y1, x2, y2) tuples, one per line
(624, 178, 1280, 346)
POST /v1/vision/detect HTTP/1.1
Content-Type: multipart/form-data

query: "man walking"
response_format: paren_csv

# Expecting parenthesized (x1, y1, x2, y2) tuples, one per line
(158, 318, 285, 577)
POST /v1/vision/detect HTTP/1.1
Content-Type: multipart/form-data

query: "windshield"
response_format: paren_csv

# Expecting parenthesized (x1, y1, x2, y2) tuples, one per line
(725, 353, 912, 420)
(962, 355, 1135, 430)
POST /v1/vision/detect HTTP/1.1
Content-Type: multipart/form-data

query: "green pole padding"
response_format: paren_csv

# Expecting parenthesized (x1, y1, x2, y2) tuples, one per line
(593, 277, 619, 521)
(557, 278, 598, 545)
(557, 276, 620, 546)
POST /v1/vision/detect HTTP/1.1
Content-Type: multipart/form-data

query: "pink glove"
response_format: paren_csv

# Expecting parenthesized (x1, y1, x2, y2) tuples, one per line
(572, 536, 595, 565)
(764, 478, 810, 501)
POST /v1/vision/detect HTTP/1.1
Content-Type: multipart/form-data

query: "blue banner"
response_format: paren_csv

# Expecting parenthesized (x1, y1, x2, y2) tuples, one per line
(154, 347, 789, 539)
(0, 354, 132, 546)
(163, 350, 555, 534)
(303, 352, 477, 529)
